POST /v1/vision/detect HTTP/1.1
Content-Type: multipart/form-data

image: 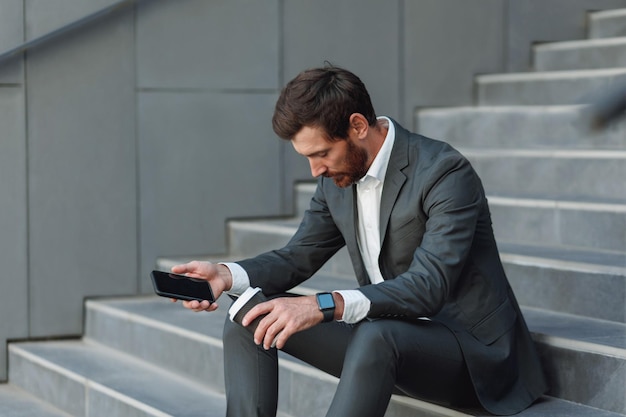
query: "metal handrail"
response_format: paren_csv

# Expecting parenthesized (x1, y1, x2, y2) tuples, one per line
(0, 0, 140, 65)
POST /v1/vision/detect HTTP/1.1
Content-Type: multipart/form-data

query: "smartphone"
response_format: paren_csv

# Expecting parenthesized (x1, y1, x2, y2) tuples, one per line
(150, 270, 215, 302)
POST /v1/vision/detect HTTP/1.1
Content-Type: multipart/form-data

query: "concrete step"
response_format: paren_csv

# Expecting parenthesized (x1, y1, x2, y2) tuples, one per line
(476, 68, 626, 105)
(217, 205, 626, 323)
(524, 308, 626, 414)
(534, 37, 626, 71)
(84, 286, 626, 415)
(8, 339, 228, 417)
(416, 105, 626, 150)
(82, 297, 454, 417)
(227, 217, 300, 258)
(226, 216, 356, 279)
(0, 384, 71, 416)
(158, 238, 626, 325)
(247, 185, 626, 311)
(590, 9, 626, 39)
(460, 148, 626, 203)
(225, 196, 626, 261)
(488, 196, 626, 253)
(500, 242, 626, 323)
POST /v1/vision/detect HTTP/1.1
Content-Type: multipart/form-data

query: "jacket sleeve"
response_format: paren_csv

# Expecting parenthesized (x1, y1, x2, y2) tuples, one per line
(359, 151, 485, 319)
(237, 180, 346, 295)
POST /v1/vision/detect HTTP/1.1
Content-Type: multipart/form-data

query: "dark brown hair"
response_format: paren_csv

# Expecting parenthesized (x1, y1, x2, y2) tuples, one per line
(272, 65, 377, 141)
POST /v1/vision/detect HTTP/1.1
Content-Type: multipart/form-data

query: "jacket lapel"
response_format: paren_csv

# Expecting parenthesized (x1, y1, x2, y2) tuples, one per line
(379, 120, 409, 245)
(333, 181, 371, 285)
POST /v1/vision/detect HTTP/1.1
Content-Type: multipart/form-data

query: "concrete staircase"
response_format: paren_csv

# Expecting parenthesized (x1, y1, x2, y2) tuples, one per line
(3, 7, 626, 417)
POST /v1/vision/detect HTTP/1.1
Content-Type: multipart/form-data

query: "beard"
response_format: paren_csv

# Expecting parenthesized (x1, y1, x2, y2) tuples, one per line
(327, 140, 369, 188)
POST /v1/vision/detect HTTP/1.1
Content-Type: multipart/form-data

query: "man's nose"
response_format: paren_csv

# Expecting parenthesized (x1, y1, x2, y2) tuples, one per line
(309, 159, 327, 178)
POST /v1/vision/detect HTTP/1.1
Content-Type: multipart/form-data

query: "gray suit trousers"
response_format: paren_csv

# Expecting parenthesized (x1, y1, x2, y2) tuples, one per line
(222, 301, 481, 417)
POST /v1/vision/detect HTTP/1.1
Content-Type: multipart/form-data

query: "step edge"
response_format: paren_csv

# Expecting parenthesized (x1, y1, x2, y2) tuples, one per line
(417, 104, 588, 114)
(86, 379, 174, 417)
(477, 68, 626, 83)
(487, 196, 626, 212)
(9, 344, 86, 384)
(87, 289, 626, 357)
(225, 195, 626, 219)
(11, 340, 223, 417)
(0, 383, 75, 417)
(501, 252, 626, 276)
(86, 300, 223, 348)
(13, 337, 471, 417)
(590, 8, 626, 19)
(229, 221, 300, 236)
(458, 148, 626, 158)
(534, 36, 626, 51)
(532, 332, 626, 360)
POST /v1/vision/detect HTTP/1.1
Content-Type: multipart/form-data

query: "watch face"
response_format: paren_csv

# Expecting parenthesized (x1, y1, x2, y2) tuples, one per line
(317, 293, 335, 310)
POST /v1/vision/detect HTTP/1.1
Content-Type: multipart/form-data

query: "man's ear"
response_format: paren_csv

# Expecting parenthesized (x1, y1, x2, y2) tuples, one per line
(348, 113, 369, 139)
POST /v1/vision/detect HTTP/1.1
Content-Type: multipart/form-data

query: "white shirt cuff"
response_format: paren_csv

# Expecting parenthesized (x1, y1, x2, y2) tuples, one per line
(220, 262, 251, 296)
(221, 263, 372, 323)
(334, 290, 370, 324)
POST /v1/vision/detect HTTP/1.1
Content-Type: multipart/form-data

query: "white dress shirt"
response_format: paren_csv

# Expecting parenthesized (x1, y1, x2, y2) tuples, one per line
(224, 117, 395, 324)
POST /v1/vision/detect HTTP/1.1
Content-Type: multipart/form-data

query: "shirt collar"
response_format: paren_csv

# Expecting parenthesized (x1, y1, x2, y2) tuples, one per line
(359, 116, 395, 184)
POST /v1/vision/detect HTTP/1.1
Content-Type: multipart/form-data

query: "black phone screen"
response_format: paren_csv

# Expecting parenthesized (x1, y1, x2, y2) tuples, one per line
(150, 270, 215, 302)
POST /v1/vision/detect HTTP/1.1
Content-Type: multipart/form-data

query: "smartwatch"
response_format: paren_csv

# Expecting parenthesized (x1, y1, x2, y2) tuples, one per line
(316, 292, 336, 323)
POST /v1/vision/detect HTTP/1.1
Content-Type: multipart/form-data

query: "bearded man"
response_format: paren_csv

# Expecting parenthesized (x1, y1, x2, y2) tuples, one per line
(172, 65, 547, 417)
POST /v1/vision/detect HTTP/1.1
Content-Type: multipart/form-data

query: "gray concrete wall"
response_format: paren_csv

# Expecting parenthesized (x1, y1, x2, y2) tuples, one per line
(135, 0, 282, 291)
(26, 6, 138, 337)
(403, 0, 506, 126)
(1, 0, 624, 380)
(0, 0, 28, 383)
(0, 0, 138, 380)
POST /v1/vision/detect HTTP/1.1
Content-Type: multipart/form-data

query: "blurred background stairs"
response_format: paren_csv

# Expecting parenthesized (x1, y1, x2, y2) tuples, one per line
(2, 6, 625, 417)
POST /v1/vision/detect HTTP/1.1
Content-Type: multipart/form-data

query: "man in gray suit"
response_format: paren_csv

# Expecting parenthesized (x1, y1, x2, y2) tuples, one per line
(172, 66, 547, 417)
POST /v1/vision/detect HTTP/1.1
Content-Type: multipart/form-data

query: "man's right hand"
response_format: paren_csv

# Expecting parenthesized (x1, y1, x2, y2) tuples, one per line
(170, 261, 233, 312)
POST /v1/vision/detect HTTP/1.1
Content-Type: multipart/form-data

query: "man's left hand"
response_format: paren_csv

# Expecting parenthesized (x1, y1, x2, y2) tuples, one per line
(243, 295, 323, 350)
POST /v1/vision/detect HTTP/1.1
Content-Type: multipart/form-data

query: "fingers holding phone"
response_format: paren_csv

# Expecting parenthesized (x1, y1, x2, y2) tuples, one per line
(182, 298, 218, 312)
(151, 270, 219, 312)
(150, 260, 234, 313)
(171, 261, 233, 297)
(170, 260, 214, 280)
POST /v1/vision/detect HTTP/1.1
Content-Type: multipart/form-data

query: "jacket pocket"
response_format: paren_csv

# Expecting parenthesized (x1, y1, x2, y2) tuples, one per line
(469, 298, 517, 345)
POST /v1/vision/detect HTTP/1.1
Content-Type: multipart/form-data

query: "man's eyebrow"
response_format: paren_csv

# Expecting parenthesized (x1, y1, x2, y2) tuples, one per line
(304, 149, 329, 158)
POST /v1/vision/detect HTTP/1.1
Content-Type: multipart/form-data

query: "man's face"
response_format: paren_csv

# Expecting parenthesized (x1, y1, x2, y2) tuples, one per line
(292, 126, 369, 188)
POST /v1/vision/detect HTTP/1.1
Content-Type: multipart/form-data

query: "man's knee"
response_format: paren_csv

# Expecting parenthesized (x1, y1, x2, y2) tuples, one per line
(223, 313, 253, 348)
(347, 320, 399, 364)
(353, 320, 397, 344)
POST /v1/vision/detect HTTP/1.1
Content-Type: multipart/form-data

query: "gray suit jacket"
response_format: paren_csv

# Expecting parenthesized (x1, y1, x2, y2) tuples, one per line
(239, 120, 547, 415)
